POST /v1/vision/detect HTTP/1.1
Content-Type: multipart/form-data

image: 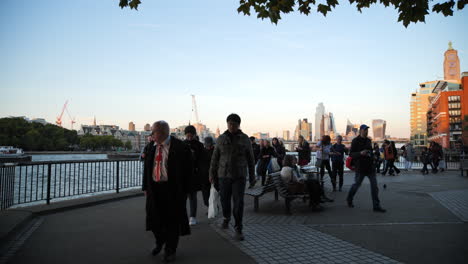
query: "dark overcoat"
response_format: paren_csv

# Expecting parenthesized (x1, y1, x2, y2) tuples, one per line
(142, 136, 192, 236)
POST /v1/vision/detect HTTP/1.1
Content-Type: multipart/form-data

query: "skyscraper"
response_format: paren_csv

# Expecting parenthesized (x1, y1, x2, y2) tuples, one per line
(144, 123, 151, 131)
(319, 113, 337, 139)
(295, 118, 312, 141)
(372, 119, 386, 140)
(283, 130, 290, 141)
(315, 103, 325, 141)
(128, 122, 136, 131)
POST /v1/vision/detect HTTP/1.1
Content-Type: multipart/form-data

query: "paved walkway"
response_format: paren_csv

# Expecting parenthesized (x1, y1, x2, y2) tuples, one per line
(2, 171, 468, 264)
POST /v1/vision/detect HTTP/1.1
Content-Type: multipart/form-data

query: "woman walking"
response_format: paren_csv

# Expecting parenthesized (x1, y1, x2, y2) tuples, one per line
(257, 139, 277, 186)
(382, 141, 400, 176)
(316, 135, 333, 188)
(272, 137, 286, 168)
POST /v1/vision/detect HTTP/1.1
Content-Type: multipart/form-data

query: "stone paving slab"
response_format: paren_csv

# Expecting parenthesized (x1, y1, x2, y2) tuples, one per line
(213, 223, 401, 264)
(430, 189, 468, 222)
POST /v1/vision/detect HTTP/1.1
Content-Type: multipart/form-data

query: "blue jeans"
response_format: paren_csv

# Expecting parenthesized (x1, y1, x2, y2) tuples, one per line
(347, 171, 381, 209)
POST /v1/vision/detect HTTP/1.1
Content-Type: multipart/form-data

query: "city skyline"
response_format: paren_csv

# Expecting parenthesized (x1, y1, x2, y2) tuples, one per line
(1, 1, 467, 138)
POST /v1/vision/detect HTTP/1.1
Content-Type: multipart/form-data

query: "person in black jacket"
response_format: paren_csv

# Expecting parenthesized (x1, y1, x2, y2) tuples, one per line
(142, 121, 192, 262)
(250, 136, 261, 165)
(272, 137, 286, 167)
(257, 139, 277, 186)
(199, 136, 215, 207)
(346, 125, 386, 213)
(184, 125, 205, 226)
(296, 135, 311, 166)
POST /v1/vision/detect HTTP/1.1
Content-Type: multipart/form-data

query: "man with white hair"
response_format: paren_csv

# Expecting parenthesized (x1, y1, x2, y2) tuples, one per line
(142, 121, 193, 262)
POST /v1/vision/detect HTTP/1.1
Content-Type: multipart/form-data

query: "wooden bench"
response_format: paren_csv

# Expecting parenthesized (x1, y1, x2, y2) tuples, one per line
(245, 179, 278, 212)
(271, 172, 309, 215)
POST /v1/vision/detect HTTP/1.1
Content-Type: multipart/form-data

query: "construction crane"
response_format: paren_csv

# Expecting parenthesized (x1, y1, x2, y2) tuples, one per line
(65, 107, 76, 130)
(56, 100, 76, 129)
(191, 95, 200, 124)
(56, 100, 68, 127)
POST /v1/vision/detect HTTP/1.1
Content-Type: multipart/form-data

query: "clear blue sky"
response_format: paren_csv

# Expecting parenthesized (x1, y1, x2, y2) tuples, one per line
(1, 0, 467, 138)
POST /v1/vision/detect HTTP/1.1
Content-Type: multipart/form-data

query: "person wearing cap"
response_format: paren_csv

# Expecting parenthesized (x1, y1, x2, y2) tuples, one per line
(184, 125, 205, 226)
(209, 113, 256, 241)
(346, 124, 386, 213)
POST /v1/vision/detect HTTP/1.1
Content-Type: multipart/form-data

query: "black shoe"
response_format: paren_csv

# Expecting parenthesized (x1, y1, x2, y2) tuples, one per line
(152, 245, 163, 256)
(338, 188, 342, 192)
(221, 219, 229, 229)
(373, 207, 387, 213)
(162, 253, 176, 263)
(323, 197, 334, 202)
(347, 200, 354, 208)
(234, 230, 245, 241)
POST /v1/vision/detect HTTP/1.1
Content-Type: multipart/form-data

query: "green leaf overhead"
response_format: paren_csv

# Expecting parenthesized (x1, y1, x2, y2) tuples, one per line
(118, 0, 466, 27)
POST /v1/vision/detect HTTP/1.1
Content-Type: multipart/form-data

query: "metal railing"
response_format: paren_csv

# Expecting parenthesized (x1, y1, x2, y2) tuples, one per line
(0, 158, 143, 210)
(286, 152, 462, 171)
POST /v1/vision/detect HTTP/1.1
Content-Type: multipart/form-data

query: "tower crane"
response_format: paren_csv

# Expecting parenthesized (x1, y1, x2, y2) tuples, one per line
(56, 100, 76, 129)
(56, 100, 68, 127)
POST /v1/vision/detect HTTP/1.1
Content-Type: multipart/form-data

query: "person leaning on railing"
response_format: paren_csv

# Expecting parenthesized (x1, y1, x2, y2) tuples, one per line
(296, 135, 311, 166)
(281, 155, 323, 211)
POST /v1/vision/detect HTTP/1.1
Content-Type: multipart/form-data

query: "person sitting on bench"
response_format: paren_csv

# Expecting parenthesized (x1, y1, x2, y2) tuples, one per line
(280, 155, 323, 211)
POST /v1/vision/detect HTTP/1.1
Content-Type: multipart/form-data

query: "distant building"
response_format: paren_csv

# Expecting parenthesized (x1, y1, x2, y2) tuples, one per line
(283, 130, 290, 141)
(412, 43, 461, 147)
(215, 126, 221, 138)
(253, 132, 270, 140)
(427, 75, 467, 148)
(78, 124, 120, 136)
(31, 118, 47, 125)
(345, 119, 359, 141)
(144, 123, 151, 131)
(128, 122, 136, 131)
(372, 119, 386, 140)
(295, 118, 312, 141)
(314, 103, 325, 141)
(320, 112, 336, 138)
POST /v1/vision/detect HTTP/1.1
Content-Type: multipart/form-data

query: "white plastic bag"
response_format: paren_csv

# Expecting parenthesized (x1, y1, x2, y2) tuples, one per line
(439, 160, 446, 170)
(268, 158, 281, 173)
(208, 184, 220, 219)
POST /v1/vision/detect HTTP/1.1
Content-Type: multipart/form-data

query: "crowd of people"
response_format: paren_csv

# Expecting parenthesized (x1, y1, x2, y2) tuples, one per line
(139, 115, 449, 262)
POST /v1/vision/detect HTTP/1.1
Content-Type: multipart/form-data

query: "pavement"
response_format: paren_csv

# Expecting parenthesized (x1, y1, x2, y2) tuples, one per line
(1, 170, 468, 264)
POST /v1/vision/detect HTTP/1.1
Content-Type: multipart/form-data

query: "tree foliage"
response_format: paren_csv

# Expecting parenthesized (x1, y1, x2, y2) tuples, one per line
(118, 0, 467, 27)
(0, 118, 125, 151)
(0, 118, 79, 151)
(79, 134, 124, 151)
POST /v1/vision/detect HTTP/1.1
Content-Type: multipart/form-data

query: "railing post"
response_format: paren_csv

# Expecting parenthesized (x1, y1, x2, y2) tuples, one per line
(116, 161, 120, 193)
(46, 164, 52, 205)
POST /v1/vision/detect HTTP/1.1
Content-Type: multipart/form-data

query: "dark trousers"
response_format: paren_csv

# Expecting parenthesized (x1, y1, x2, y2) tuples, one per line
(187, 191, 197, 218)
(150, 182, 179, 254)
(219, 177, 246, 232)
(319, 159, 332, 187)
(347, 172, 381, 209)
(382, 159, 400, 175)
(331, 161, 344, 190)
(201, 183, 211, 207)
(375, 159, 382, 173)
(432, 159, 440, 173)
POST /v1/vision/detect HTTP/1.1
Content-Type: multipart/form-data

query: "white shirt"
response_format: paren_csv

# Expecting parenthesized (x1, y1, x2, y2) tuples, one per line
(280, 166, 304, 183)
(152, 136, 171, 182)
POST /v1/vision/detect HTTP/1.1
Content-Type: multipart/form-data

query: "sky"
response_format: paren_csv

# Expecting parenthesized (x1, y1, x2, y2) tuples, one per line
(1, 0, 467, 138)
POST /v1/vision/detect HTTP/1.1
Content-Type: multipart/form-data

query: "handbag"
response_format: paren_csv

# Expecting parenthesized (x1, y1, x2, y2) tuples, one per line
(208, 184, 220, 219)
(346, 156, 355, 171)
(269, 158, 281, 173)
